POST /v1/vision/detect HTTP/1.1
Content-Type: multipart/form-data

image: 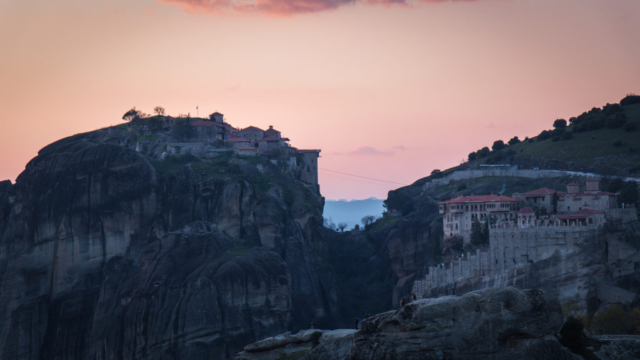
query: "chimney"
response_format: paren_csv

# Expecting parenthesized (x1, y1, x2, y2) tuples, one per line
(491, 191, 494, 195)
(458, 193, 463, 198)
(269, 125, 273, 130)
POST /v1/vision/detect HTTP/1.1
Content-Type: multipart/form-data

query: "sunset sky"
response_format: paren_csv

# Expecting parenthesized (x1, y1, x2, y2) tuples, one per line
(1, 0, 639, 200)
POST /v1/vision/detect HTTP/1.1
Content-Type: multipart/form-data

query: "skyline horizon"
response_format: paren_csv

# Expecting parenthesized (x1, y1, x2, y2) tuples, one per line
(2, 0, 639, 200)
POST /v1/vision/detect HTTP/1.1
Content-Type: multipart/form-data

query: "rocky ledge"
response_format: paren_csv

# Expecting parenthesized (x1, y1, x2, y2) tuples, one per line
(233, 287, 640, 360)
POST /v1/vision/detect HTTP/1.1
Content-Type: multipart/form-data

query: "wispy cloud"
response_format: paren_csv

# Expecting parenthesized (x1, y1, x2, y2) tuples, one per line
(157, 0, 485, 16)
(392, 145, 409, 151)
(348, 146, 395, 157)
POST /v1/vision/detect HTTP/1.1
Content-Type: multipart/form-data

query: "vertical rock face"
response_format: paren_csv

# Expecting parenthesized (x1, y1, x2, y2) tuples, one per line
(0, 132, 337, 359)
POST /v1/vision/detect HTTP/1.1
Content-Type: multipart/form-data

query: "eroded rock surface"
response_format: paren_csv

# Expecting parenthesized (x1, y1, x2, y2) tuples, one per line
(0, 132, 336, 359)
(234, 287, 579, 360)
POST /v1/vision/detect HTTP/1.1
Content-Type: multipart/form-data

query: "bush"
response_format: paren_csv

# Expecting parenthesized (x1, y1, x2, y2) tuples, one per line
(538, 130, 551, 141)
(508, 136, 520, 145)
(457, 184, 467, 191)
(492, 140, 505, 151)
(468, 152, 478, 161)
(620, 94, 640, 107)
(619, 181, 639, 206)
(605, 113, 627, 128)
(614, 140, 623, 147)
(561, 131, 573, 140)
(551, 136, 560, 142)
(477, 147, 491, 158)
(506, 149, 516, 157)
(607, 178, 625, 193)
(553, 119, 567, 129)
(623, 122, 637, 132)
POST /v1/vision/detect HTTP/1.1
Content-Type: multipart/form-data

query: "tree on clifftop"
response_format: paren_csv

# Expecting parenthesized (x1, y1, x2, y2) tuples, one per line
(508, 136, 520, 145)
(154, 106, 166, 116)
(553, 119, 567, 129)
(122, 107, 141, 122)
(492, 140, 505, 151)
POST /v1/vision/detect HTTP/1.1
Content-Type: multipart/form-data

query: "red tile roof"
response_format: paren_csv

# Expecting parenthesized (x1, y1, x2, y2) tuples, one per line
(519, 188, 565, 196)
(225, 137, 250, 143)
(439, 194, 518, 205)
(240, 126, 264, 132)
(518, 207, 535, 214)
(567, 183, 580, 186)
(265, 128, 280, 135)
(258, 136, 281, 142)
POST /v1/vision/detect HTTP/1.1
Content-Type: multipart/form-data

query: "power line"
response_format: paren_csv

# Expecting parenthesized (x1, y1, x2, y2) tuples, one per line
(319, 168, 405, 185)
(320, 172, 395, 186)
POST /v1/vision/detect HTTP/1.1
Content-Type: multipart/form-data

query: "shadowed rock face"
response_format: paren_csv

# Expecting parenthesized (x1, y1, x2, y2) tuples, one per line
(234, 287, 578, 360)
(0, 133, 337, 359)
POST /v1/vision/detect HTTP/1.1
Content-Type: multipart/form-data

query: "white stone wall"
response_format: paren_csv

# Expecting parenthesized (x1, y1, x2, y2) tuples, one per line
(413, 221, 600, 298)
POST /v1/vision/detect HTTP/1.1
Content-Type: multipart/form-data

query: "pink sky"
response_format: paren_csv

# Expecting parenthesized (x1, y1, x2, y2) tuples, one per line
(1, 0, 639, 200)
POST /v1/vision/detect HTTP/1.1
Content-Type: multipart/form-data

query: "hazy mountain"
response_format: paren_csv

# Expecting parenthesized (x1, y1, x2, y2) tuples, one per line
(323, 197, 385, 229)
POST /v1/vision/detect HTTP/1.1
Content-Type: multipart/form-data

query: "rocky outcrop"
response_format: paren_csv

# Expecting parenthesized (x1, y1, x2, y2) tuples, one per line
(233, 287, 579, 360)
(0, 131, 337, 359)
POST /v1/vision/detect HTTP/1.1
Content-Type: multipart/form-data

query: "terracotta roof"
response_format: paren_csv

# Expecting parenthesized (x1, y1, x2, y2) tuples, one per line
(518, 207, 535, 214)
(258, 136, 281, 142)
(211, 112, 223, 116)
(586, 178, 599, 182)
(265, 128, 280, 134)
(225, 137, 250, 143)
(567, 183, 580, 186)
(439, 194, 518, 205)
(240, 126, 264, 132)
(519, 188, 565, 196)
(281, 137, 290, 141)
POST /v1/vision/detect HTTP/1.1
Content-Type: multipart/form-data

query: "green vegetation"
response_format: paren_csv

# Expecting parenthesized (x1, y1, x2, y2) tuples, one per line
(172, 118, 195, 140)
(463, 101, 640, 173)
(367, 215, 401, 232)
(469, 220, 489, 247)
(151, 152, 272, 193)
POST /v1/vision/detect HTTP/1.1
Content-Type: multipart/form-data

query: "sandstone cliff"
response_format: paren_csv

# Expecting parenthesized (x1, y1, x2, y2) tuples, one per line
(0, 130, 337, 359)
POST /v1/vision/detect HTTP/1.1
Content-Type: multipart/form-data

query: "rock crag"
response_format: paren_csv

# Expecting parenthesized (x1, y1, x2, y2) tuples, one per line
(234, 287, 581, 360)
(235, 287, 640, 360)
(0, 131, 337, 359)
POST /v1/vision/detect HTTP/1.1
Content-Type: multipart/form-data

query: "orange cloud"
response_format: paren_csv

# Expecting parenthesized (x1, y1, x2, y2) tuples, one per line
(158, 0, 412, 16)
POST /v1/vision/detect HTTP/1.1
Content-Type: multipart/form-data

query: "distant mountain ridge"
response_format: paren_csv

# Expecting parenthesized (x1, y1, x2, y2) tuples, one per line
(323, 198, 385, 229)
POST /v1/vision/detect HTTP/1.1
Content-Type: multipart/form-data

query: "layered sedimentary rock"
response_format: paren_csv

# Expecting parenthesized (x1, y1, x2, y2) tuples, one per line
(0, 131, 336, 359)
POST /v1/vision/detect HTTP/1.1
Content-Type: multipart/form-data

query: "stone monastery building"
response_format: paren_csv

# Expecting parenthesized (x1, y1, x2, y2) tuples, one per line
(439, 194, 518, 242)
(413, 179, 635, 298)
(158, 111, 321, 189)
